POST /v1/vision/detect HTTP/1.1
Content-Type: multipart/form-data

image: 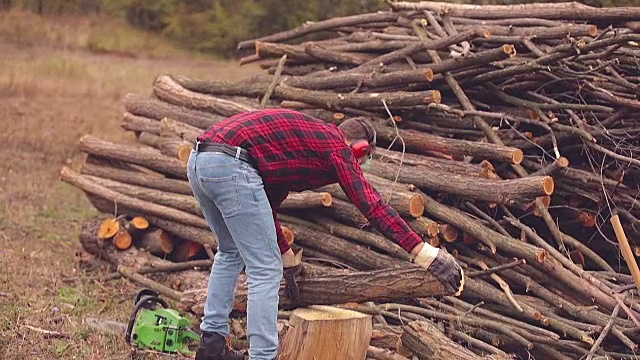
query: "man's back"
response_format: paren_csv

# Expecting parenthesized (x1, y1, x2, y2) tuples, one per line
(197, 109, 350, 191)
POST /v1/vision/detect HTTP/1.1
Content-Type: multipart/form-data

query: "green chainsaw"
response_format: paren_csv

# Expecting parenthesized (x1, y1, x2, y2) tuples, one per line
(125, 289, 201, 356)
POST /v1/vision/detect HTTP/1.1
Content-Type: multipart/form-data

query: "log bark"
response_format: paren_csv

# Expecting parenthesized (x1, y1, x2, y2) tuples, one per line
(136, 228, 175, 256)
(86, 195, 217, 247)
(153, 75, 255, 117)
(368, 160, 554, 205)
(278, 305, 373, 360)
(172, 75, 441, 110)
(121, 112, 162, 135)
(375, 148, 499, 179)
(123, 93, 220, 129)
(279, 46, 515, 91)
(60, 167, 208, 229)
(368, 119, 524, 164)
(78, 135, 187, 179)
(281, 191, 333, 209)
(401, 321, 512, 360)
(181, 265, 452, 315)
(80, 161, 193, 195)
(136, 132, 193, 163)
(237, 12, 401, 49)
(387, 1, 640, 21)
(83, 174, 201, 216)
(318, 176, 425, 218)
(281, 220, 406, 271)
(79, 218, 207, 291)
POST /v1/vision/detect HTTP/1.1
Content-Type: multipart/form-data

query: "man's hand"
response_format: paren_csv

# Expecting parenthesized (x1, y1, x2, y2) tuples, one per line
(282, 249, 303, 300)
(412, 243, 464, 296)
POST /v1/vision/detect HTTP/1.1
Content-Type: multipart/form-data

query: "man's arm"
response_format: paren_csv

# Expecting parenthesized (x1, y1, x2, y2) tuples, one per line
(265, 185, 291, 254)
(329, 149, 424, 254)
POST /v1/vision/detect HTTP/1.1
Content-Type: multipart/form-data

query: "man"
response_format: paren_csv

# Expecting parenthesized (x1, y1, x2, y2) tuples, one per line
(186, 109, 464, 360)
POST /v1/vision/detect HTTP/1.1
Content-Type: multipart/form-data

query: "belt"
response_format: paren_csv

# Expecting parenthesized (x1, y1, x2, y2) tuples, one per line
(194, 142, 256, 168)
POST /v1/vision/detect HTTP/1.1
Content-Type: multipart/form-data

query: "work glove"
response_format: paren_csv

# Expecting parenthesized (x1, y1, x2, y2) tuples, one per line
(414, 245, 464, 296)
(282, 249, 304, 301)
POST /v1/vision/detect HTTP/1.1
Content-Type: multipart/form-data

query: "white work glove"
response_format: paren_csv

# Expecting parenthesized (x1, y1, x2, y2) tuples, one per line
(414, 244, 464, 296)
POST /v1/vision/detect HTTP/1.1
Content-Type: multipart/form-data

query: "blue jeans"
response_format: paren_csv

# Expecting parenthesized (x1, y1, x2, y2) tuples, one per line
(187, 148, 283, 360)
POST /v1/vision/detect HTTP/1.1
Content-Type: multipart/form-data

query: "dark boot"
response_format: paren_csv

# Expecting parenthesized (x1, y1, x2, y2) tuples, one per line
(195, 331, 246, 360)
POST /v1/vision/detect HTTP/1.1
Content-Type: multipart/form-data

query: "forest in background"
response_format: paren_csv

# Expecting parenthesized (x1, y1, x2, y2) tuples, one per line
(1, 0, 636, 56)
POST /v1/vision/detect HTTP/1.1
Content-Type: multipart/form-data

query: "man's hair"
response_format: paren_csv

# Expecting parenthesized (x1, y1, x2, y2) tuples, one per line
(338, 117, 375, 143)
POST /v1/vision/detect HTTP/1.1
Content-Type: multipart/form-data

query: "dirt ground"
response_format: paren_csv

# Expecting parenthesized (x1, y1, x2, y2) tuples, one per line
(0, 11, 261, 359)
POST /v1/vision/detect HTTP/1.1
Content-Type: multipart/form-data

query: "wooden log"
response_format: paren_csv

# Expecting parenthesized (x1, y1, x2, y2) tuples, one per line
(123, 93, 220, 129)
(401, 321, 511, 360)
(136, 228, 174, 256)
(181, 265, 453, 315)
(171, 239, 204, 262)
(60, 167, 208, 229)
(159, 117, 202, 144)
(317, 178, 425, 219)
(125, 216, 149, 240)
(366, 119, 523, 165)
(78, 135, 187, 179)
(79, 218, 207, 291)
(98, 217, 120, 240)
(280, 191, 333, 209)
(171, 75, 442, 110)
(375, 148, 499, 179)
(113, 229, 133, 250)
(236, 12, 401, 49)
(386, 1, 640, 21)
(153, 75, 255, 117)
(83, 174, 201, 216)
(370, 324, 404, 351)
(121, 112, 162, 136)
(278, 305, 373, 360)
(80, 161, 193, 195)
(368, 160, 554, 205)
(86, 195, 217, 248)
(281, 220, 406, 271)
(280, 46, 515, 91)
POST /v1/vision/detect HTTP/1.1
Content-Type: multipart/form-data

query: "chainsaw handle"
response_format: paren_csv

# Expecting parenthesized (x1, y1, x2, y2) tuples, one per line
(125, 295, 170, 343)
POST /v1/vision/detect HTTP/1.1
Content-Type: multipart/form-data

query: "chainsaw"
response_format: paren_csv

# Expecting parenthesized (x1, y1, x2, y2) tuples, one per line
(125, 289, 201, 356)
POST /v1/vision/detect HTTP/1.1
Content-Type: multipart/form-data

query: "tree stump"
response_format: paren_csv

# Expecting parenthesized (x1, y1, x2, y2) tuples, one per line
(278, 305, 372, 360)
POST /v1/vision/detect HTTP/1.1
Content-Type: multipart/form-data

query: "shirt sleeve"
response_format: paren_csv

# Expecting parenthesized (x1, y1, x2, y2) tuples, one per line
(265, 185, 291, 254)
(329, 149, 423, 253)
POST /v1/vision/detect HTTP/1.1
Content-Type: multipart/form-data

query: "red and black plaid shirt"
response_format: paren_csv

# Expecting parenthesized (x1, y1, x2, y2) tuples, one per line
(197, 109, 422, 254)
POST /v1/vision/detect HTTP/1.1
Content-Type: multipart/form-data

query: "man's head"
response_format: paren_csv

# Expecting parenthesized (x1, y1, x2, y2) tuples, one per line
(338, 117, 377, 166)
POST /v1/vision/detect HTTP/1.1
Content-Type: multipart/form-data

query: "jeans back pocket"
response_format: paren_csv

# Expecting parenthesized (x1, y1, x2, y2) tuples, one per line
(199, 175, 242, 218)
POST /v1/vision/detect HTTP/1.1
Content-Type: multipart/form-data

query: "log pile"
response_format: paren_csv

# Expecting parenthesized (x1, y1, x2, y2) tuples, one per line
(61, 1, 640, 359)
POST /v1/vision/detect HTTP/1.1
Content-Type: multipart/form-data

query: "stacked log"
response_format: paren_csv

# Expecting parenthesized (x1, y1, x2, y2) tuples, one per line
(61, 2, 640, 359)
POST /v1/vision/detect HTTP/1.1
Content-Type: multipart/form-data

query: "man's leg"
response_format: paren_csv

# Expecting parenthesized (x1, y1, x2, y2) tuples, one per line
(187, 151, 245, 337)
(189, 151, 282, 359)
(221, 163, 283, 360)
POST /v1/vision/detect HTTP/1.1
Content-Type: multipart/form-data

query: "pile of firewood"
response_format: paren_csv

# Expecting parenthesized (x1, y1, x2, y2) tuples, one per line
(61, 1, 640, 359)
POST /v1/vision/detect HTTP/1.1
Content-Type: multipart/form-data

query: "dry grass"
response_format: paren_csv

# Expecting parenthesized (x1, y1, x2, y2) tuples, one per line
(0, 10, 261, 359)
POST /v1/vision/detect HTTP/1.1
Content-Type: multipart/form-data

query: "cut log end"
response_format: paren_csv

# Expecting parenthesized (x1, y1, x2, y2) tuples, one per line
(440, 224, 459, 243)
(501, 44, 516, 57)
(423, 68, 434, 82)
(130, 216, 149, 231)
(557, 156, 570, 168)
(114, 230, 133, 250)
(427, 90, 442, 105)
(333, 112, 346, 120)
(320, 192, 333, 207)
(409, 194, 426, 217)
(177, 144, 193, 163)
(542, 176, 555, 195)
(279, 305, 372, 360)
(535, 249, 548, 263)
(282, 226, 295, 245)
(589, 24, 599, 37)
(98, 218, 120, 240)
(512, 149, 524, 165)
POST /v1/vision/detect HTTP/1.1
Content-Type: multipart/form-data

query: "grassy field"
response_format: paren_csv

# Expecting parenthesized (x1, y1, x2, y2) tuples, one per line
(0, 10, 261, 359)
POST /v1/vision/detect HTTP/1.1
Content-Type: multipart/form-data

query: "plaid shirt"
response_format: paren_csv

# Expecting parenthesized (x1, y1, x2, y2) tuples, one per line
(197, 109, 423, 254)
